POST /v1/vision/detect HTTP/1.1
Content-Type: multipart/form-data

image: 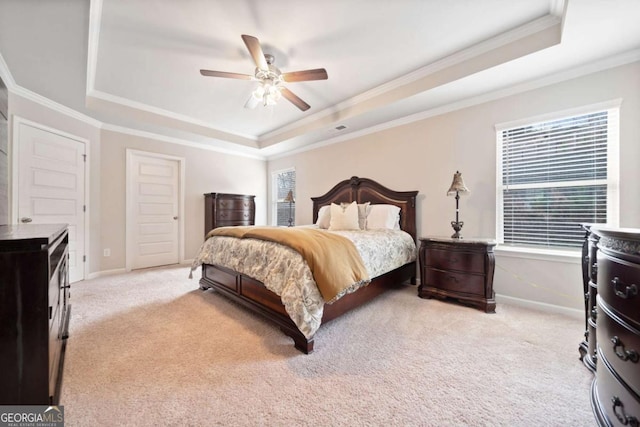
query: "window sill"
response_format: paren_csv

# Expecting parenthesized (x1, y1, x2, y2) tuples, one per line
(495, 245, 581, 264)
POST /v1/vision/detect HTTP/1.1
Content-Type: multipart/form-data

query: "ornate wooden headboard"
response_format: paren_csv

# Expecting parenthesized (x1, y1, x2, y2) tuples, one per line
(311, 176, 418, 241)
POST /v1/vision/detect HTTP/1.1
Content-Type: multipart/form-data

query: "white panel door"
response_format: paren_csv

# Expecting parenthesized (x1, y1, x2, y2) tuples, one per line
(17, 121, 86, 282)
(129, 152, 180, 270)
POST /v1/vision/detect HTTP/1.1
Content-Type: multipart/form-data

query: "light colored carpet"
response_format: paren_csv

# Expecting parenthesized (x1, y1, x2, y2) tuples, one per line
(61, 265, 595, 426)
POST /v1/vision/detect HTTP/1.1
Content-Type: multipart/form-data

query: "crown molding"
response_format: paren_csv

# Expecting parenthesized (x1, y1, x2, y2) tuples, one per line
(260, 13, 562, 143)
(0, 51, 16, 89)
(87, 90, 258, 143)
(267, 49, 640, 160)
(100, 123, 265, 160)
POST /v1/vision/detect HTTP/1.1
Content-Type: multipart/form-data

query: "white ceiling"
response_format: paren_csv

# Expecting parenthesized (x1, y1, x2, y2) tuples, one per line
(0, 0, 639, 158)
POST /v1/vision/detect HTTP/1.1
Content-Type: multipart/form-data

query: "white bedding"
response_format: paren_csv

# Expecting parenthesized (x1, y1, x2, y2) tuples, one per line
(191, 226, 416, 339)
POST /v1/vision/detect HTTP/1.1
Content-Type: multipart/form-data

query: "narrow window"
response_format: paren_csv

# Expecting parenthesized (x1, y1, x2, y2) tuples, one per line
(272, 168, 296, 226)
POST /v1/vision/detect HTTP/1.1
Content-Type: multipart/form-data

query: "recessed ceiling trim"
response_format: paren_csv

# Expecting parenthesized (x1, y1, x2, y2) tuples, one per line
(101, 123, 266, 160)
(265, 48, 640, 161)
(259, 15, 562, 147)
(87, 89, 259, 147)
(86, 0, 103, 98)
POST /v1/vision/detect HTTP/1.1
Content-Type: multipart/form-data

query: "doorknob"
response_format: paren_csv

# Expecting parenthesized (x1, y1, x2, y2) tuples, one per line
(173, 216, 178, 220)
(21, 217, 33, 223)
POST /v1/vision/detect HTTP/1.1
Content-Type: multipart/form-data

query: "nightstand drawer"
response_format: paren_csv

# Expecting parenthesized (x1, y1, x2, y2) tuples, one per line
(424, 268, 485, 296)
(425, 248, 485, 274)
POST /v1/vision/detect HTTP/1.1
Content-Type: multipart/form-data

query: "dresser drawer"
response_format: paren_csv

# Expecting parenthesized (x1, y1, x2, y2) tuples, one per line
(425, 248, 485, 274)
(595, 354, 640, 427)
(597, 298, 640, 397)
(597, 256, 640, 324)
(217, 198, 254, 210)
(216, 210, 254, 221)
(424, 268, 485, 296)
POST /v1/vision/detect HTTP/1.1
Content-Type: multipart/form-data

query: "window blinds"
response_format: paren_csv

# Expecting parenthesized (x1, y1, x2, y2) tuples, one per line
(499, 110, 612, 249)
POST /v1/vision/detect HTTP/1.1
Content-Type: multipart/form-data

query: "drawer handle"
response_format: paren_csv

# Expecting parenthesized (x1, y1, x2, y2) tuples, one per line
(449, 257, 459, 263)
(220, 212, 228, 218)
(612, 277, 638, 300)
(611, 396, 639, 426)
(611, 336, 639, 363)
(448, 275, 459, 283)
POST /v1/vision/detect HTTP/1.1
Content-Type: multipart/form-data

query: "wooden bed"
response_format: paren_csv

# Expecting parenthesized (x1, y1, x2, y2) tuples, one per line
(198, 176, 418, 353)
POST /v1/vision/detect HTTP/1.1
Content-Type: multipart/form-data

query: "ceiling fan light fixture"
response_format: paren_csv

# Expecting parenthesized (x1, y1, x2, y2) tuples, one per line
(201, 34, 327, 112)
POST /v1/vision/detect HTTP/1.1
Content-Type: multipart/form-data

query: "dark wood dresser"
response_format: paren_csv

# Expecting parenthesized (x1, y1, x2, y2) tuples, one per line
(589, 227, 640, 427)
(579, 223, 600, 373)
(418, 237, 496, 313)
(204, 193, 255, 235)
(0, 224, 70, 405)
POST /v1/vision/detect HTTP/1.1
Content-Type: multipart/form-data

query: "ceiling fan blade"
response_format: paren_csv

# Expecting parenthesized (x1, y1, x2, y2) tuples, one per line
(241, 34, 268, 71)
(282, 68, 328, 83)
(280, 87, 310, 111)
(200, 69, 253, 80)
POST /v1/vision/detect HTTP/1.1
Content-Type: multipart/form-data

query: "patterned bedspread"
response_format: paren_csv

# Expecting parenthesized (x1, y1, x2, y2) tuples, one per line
(191, 227, 416, 339)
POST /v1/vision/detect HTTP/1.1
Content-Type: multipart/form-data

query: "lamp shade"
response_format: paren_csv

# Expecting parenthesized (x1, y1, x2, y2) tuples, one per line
(284, 190, 295, 203)
(446, 171, 470, 196)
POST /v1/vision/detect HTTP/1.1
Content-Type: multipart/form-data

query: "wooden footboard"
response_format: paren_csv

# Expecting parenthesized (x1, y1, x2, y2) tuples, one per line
(199, 262, 416, 353)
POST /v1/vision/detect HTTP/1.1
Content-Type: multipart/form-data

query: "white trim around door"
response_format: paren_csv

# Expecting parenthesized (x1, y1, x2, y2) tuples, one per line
(10, 116, 90, 282)
(125, 149, 185, 271)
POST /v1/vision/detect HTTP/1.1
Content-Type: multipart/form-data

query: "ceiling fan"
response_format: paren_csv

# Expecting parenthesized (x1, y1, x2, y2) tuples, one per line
(200, 34, 328, 112)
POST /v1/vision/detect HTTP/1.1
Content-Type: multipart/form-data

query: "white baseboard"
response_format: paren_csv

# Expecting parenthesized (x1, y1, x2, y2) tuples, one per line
(495, 294, 583, 319)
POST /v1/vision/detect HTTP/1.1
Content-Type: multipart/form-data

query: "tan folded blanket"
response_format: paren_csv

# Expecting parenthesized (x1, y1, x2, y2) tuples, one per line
(206, 226, 370, 302)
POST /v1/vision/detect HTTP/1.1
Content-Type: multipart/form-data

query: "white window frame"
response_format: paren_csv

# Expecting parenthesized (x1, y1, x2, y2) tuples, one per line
(495, 99, 620, 256)
(271, 167, 296, 226)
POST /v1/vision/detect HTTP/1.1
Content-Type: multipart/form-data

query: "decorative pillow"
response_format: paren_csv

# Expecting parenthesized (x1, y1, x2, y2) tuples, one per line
(357, 202, 371, 230)
(366, 204, 401, 230)
(329, 201, 360, 230)
(316, 205, 331, 229)
(318, 202, 371, 229)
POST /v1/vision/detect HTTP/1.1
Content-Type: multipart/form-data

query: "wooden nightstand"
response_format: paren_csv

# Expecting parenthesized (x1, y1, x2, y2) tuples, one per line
(419, 237, 497, 313)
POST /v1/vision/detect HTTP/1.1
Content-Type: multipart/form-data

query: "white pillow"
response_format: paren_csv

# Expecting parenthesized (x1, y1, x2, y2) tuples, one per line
(329, 201, 360, 231)
(316, 205, 331, 229)
(317, 202, 371, 230)
(366, 204, 401, 230)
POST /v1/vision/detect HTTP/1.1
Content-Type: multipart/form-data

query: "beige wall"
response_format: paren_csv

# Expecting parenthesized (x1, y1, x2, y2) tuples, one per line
(268, 61, 640, 314)
(99, 130, 267, 272)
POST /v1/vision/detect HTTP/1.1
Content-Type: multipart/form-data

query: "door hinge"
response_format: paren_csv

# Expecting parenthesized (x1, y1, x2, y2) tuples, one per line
(83, 255, 86, 262)
(82, 154, 87, 162)
(83, 205, 86, 212)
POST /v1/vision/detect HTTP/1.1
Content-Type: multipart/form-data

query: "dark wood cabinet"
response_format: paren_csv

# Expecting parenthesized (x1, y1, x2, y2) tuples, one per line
(418, 237, 496, 313)
(579, 224, 600, 373)
(589, 227, 640, 427)
(204, 193, 255, 235)
(0, 224, 70, 405)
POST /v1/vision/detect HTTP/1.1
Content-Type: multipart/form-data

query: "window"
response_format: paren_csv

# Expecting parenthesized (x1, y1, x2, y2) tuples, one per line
(496, 103, 619, 250)
(272, 168, 296, 226)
